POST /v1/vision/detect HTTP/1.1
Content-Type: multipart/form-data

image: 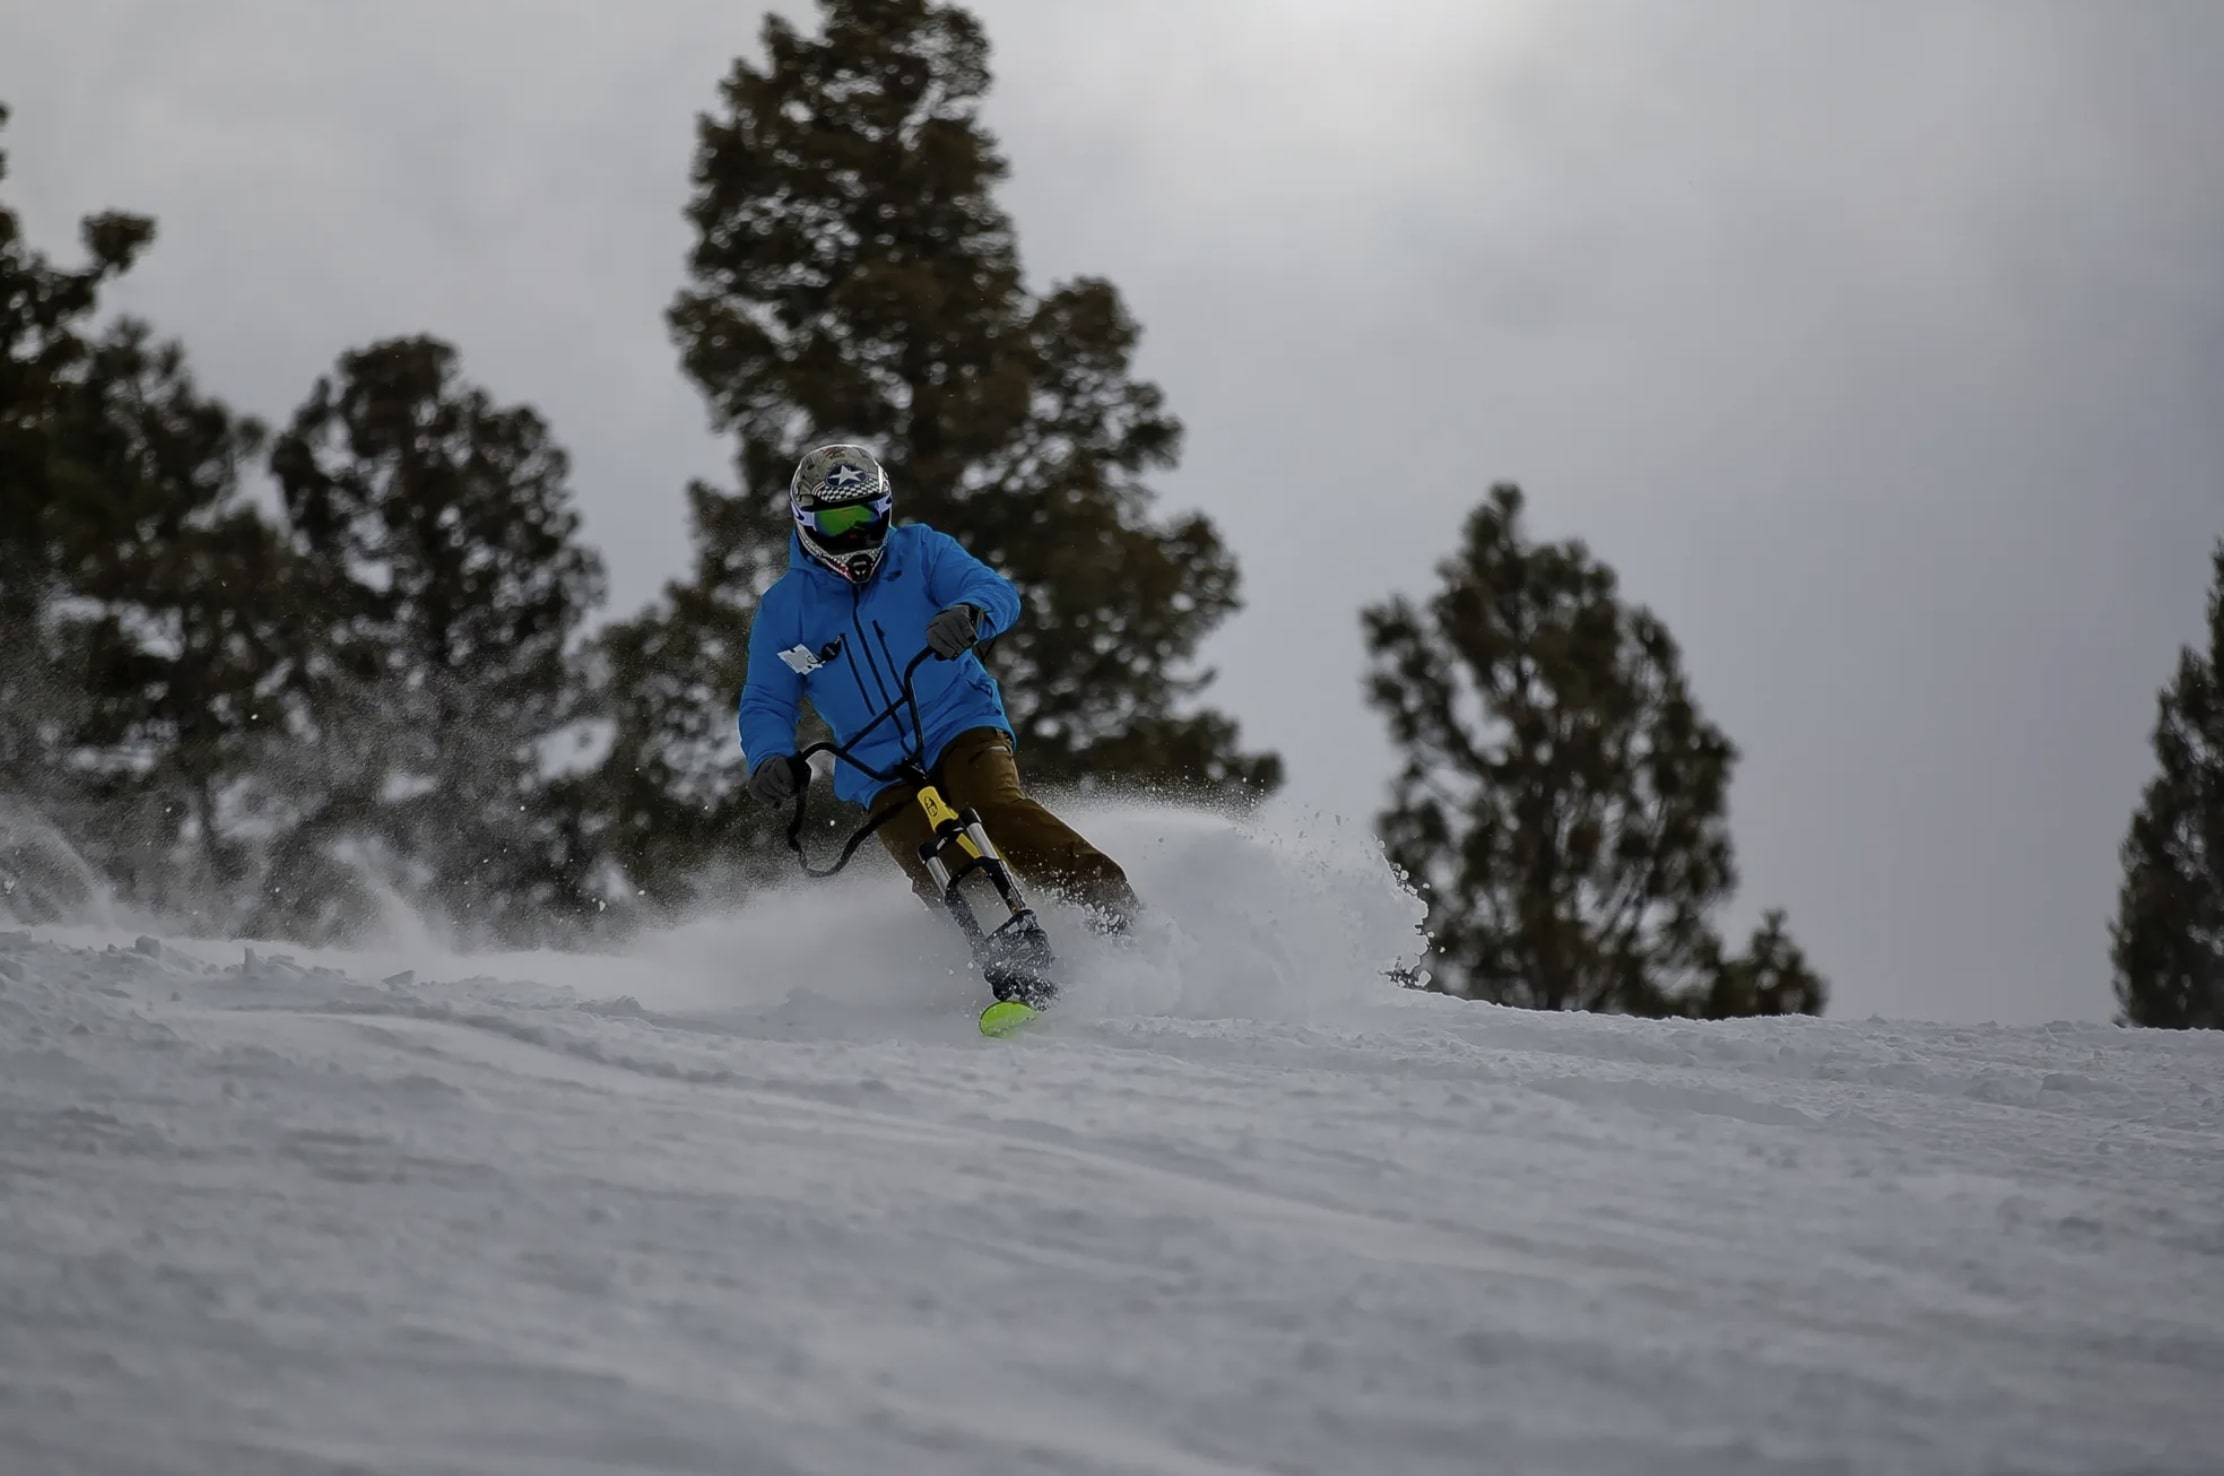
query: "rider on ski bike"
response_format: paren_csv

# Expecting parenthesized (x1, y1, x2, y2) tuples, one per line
(738, 444, 1142, 935)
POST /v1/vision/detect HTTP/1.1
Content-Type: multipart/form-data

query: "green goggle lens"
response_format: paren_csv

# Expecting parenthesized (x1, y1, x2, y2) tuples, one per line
(812, 502, 883, 537)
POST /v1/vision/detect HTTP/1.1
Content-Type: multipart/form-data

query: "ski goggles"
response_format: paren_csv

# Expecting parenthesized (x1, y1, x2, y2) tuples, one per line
(800, 495, 891, 539)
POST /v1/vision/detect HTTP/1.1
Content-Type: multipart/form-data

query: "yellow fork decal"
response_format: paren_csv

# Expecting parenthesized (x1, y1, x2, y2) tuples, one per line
(917, 784, 983, 860)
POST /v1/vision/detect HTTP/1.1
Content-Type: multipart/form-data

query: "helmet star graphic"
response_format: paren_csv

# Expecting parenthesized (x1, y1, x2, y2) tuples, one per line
(823, 464, 865, 491)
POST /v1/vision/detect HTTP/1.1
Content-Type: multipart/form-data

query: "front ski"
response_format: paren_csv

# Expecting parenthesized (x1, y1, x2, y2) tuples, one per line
(978, 999, 1040, 1036)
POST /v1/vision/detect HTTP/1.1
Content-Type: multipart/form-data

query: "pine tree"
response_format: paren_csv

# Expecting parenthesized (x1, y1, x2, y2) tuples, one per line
(1362, 483, 1826, 1017)
(1694, 909, 1829, 1019)
(44, 319, 286, 918)
(0, 100, 179, 919)
(0, 101, 156, 816)
(588, 0, 1277, 909)
(255, 336, 608, 943)
(2110, 540, 2224, 1029)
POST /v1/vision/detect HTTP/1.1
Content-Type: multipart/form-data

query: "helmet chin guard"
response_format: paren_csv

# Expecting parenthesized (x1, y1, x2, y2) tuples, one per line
(790, 444, 893, 584)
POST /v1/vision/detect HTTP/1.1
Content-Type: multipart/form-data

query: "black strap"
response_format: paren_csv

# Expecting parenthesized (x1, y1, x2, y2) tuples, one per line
(784, 773, 911, 879)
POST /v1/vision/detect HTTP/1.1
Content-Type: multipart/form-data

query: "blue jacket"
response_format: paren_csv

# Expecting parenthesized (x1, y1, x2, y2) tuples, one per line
(738, 522, 1023, 806)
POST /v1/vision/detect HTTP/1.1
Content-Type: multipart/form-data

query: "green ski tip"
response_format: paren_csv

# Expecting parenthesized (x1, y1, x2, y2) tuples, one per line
(978, 1000, 1040, 1037)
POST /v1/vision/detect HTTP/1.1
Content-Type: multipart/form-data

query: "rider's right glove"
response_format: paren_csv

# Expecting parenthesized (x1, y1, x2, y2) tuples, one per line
(748, 754, 806, 808)
(925, 602, 982, 660)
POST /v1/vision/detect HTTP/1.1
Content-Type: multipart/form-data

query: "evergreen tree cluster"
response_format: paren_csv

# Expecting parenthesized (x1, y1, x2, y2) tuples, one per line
(0, 1, 1275, 947)
(24, 0, 2084, 1025)
(1, 98, 617, 942)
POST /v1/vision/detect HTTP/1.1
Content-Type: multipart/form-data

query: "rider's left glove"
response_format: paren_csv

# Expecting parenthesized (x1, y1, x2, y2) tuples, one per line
(925, 603, 982, 660)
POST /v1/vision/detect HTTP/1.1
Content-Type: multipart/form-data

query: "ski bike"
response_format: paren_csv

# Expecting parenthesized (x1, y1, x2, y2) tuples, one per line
(781, 645, 1062, 1036)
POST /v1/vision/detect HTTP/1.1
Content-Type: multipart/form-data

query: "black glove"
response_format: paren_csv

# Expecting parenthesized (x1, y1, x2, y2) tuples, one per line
(747, 754, 806, 808)
(925, 602, 982, 660)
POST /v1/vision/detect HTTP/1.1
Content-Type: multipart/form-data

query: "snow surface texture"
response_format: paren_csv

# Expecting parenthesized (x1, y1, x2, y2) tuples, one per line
(3, 802, 2222, 1475)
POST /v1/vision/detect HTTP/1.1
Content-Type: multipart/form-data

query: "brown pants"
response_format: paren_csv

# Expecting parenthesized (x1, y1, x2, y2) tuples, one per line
(869, 726, 1140, 927)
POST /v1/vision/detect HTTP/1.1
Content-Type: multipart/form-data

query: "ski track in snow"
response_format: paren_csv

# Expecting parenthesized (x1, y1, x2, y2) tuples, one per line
(2, 805, 2221, 1475)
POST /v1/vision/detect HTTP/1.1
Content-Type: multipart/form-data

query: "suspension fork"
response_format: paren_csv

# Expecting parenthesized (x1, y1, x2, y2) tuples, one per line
(911, 779, 1056, 1004)
(914, 780, 1030, 927)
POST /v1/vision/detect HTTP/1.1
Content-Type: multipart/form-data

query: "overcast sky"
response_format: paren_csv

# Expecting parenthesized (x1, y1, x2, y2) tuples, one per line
(7, 0, 2221, 1024)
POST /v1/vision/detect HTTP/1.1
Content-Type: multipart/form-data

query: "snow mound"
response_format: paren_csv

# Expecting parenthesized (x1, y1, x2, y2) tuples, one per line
(3, 805, 2222, 1473)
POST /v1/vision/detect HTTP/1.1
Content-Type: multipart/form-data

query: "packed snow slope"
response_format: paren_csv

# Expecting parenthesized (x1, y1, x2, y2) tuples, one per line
(4, 804, 2222, 1476)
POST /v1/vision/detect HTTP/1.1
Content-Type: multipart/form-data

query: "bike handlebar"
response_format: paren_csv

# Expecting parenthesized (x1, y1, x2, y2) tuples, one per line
(792, 644, 939, 789)
(782, 644, 945, 879)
